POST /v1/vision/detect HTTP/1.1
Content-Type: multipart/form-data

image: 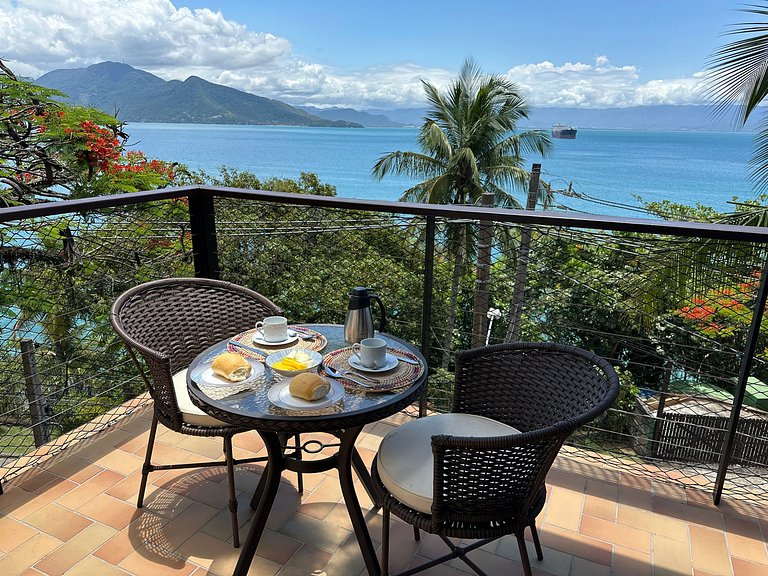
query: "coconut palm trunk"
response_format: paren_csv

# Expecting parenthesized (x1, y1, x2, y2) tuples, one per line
(371, 59, 552, 359)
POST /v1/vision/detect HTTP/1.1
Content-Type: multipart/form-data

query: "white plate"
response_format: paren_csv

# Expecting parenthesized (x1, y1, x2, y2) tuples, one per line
(252, 329, 299, 346)
(268, 379, 344, 410)
(348, 352, 399, 373)
(195, 358, 264, 387)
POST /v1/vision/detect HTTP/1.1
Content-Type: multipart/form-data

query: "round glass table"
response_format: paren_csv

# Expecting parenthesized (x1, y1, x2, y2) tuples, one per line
(187, 324, 427, 576)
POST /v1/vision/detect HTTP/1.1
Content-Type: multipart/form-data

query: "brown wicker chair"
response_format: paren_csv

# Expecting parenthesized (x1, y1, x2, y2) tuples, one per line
(372, 342, 619, 576)
(110, 277, 283, 548)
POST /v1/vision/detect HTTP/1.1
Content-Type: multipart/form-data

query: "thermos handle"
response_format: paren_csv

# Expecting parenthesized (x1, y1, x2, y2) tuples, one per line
(370, 292, 387, 332)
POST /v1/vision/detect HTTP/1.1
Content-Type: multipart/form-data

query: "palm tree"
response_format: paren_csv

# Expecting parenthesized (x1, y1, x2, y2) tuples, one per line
(372, 59, 551, 364)
(707, 2, 768, 191)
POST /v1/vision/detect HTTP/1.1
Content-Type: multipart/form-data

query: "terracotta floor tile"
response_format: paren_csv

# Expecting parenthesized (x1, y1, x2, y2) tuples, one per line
(321, 532, 369, 576)
(612, 545, 652, 576)
(55, 469, 124, 510)
(8, 469, 60, 493)
(648, 512, 690, 542)
(279, 511, 351, 553)
(93, 516, 154, 566)
(118, 547, 197, 576)
(43, 457, 104, 485)
(272, 543, 331, 576)
(24, 503, 92, 541)
(77, 493, 141, 530)
(538, 524, 612, 566)
(569, 556, 610, 576)
(0, 514, 40, 553)
(7, 479, 78, 520)
(690, 525, 732, 575)
(91, 448, 145, 476)
(579, 514, 651, 554)
(732, 556, 768, 576)
(725, 516, 768, 564)
(61, 555, 130, 575)
(653, 534, 693, 576)
(298, 475, 343, 520)
(175, 530, 242, 572)
(495, 536, 572, 576)
(0, 533, 62, 576)
(583, 480, 616, 521)
(544, 486, 583, 531)
(143, 500, 220, 553)
(33, 523, 115, 576)
(4, 406, 768, 576)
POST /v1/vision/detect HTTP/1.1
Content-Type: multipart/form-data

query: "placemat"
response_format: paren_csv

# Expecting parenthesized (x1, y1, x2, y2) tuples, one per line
(321, 346, 424, 392)
(228, 326, 327, 361)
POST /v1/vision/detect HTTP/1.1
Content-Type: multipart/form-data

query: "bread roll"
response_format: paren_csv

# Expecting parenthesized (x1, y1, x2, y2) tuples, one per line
(211, 352, 252, 382)
(289, 372, 331, 401)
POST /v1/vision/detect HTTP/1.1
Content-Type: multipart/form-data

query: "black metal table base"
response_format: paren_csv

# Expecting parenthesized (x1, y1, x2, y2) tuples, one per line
(234, 426, 381, 576)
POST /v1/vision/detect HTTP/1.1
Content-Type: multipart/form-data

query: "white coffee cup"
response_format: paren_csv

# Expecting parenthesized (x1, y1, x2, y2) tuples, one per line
(255, 316, 288, 343)
(352, 337, 387, 369)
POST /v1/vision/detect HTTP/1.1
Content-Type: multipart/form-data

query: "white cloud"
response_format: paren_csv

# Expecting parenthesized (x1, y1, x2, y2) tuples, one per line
(505, 56, 705, 108)
(0, 0, 292, 76)
(1, 2, 706, 110)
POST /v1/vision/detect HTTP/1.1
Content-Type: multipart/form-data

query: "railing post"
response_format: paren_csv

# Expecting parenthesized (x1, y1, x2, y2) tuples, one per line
(713, 253, 768, 504)
(188, 193, 220, 279)
(651, 360, 673, 456)
(21, 339, 50, 447)
(419, 215, 436, 418)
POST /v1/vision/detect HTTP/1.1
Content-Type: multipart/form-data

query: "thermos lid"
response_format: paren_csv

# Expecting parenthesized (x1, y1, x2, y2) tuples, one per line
(348, 287, 370, 309)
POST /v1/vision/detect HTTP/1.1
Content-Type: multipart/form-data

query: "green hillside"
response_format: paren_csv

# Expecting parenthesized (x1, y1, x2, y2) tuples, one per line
(37, 62, 361, 127)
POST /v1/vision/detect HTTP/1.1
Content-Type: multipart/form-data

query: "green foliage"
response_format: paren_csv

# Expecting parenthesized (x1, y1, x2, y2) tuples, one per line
(1, 60, 176, 203)
(706, 2, 768, 191)
(372, 58, 551, 206)
(600, 369, 639, 436)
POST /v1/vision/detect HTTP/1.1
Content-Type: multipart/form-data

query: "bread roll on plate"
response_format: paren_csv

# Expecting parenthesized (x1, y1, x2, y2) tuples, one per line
(211, 352, 252, 382)
(289, 372, 331, 401)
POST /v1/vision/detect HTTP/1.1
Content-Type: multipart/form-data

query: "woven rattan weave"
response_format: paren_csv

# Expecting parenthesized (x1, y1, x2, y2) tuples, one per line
(372, 341, 620, 576)
(109, 277, 284, 548)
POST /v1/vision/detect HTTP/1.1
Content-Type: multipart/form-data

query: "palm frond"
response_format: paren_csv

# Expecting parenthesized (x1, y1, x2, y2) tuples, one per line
(371, 151, 445, 181)
(706, 3, 768, 122)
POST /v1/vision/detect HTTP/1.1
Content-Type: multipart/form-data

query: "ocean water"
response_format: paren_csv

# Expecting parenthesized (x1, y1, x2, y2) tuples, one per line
(126, 123, 758, 216)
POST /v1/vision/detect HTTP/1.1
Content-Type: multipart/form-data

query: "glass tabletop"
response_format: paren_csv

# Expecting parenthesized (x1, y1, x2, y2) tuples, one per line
(187, 324, 427, 432)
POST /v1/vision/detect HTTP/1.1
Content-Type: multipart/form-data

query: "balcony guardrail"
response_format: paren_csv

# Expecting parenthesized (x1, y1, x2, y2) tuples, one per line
(2, 184, 767, 504)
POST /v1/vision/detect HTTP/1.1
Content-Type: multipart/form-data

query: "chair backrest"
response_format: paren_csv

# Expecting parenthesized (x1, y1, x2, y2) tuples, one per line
(430, 342, 618, 531)
(110, 278, 281, 429)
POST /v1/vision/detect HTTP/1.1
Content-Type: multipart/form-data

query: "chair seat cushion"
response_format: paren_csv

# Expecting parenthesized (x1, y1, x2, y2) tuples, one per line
(377, 413, 519, 514)
(172, 369, 231, 428)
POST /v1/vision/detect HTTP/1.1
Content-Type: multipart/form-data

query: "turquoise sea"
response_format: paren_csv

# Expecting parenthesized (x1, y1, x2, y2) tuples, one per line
(126, 124, 758, 217)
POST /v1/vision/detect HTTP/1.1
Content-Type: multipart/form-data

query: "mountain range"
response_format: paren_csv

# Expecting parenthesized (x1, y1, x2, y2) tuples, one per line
(37, 61, 761, 132)
(37, 62, 361, 127)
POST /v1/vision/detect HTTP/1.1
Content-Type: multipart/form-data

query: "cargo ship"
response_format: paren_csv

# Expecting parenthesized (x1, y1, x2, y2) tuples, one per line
(552, 124, 577, 139)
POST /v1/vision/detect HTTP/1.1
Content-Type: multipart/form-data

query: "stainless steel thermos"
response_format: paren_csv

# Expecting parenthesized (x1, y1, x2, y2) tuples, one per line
(343, 287, 386, 344)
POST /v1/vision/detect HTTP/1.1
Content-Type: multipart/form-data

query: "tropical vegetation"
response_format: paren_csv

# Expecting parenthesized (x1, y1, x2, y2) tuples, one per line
(372, 59, 552, 359)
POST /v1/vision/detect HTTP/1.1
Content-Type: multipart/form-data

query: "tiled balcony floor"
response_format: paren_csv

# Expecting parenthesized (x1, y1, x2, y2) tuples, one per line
(1, 404, 767, 576)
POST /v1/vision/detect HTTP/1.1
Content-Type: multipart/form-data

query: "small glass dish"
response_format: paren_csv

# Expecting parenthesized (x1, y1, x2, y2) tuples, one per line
(266, 349, 322, 377)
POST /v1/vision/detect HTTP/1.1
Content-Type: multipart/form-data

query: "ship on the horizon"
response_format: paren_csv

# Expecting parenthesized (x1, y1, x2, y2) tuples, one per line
(552, 124, 577, 139)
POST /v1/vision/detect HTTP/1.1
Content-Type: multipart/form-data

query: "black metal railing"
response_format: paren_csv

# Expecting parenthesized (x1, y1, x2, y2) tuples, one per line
(2, 184, 768, 504)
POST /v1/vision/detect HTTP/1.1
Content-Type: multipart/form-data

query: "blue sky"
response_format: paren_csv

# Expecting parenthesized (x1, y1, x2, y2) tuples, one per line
(0, 0, 753, 109)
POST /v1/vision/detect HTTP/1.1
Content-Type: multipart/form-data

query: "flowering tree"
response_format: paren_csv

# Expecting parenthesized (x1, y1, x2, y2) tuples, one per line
(1, 60, 175, 205)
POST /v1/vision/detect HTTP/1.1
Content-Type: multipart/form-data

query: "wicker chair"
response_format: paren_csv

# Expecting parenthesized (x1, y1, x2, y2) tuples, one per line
(372, 342, 619, 576)
(110, 277, 283, 548)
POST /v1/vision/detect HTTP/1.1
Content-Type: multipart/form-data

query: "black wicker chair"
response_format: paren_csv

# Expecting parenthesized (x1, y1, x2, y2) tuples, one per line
(372, 342, 619, 576)
(110, 277, 284, 548)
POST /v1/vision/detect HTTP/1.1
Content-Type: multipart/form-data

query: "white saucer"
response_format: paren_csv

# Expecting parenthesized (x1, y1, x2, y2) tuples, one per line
(348, 353, 399, 373)
(252, 329, 299, 346)
(268, 379, 344, 410)
(195, 359, 264, 387)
